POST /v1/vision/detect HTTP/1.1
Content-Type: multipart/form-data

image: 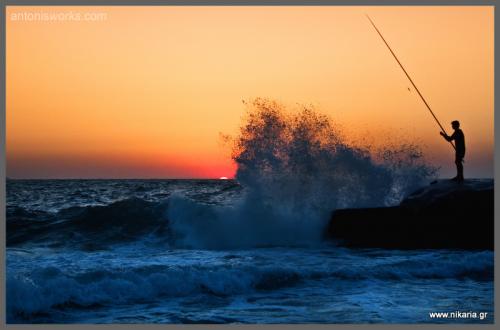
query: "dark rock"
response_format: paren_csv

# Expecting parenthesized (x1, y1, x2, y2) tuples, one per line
(326, 179, 493, 250)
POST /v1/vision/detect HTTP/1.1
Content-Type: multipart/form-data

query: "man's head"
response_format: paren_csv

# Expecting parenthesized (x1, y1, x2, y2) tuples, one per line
(451, 120, 460, 130)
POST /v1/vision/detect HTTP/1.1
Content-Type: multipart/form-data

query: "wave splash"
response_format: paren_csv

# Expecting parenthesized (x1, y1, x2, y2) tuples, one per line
(169, 99, 438, 249)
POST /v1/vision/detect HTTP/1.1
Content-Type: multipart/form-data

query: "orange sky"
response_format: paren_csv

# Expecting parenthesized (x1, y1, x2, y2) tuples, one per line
(6, 6, 494, 179)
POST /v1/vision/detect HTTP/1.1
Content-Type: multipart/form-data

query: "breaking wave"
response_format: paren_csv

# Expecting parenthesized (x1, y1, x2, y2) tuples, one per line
(168, 99, 438, 248)
(7, 99, 438, 250)
(7, 249, 491, 321)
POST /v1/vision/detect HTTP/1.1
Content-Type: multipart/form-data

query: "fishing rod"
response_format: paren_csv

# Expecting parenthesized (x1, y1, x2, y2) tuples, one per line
(366, 14, 456, 150)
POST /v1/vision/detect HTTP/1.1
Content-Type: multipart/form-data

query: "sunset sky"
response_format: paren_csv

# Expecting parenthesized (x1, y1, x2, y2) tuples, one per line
(6, 6, 493, 179)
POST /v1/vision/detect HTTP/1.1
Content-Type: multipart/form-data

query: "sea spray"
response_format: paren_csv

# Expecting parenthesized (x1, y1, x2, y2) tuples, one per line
(170, 99, 438, 248)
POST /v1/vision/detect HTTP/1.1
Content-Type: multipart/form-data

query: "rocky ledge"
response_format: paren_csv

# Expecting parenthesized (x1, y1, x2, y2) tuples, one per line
(326, 179, 494, 250)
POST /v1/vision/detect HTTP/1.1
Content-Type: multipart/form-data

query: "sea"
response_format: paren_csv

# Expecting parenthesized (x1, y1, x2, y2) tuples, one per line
(6, 179, 493, 324)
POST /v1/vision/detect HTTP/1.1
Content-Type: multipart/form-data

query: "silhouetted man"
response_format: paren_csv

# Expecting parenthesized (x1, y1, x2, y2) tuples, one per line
(440, 120, 465, 182)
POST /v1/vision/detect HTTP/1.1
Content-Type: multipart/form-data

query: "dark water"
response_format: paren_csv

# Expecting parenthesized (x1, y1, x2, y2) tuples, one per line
(6, 179, 494, 323)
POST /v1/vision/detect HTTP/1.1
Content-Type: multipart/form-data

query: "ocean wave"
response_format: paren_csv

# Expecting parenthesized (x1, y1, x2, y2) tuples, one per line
(7, 198, 170, 248)
(167, 101, 438, 249)
(7, 101, 440, 250)
(6, 264, 301, 321)
(7, 249, 492, 322)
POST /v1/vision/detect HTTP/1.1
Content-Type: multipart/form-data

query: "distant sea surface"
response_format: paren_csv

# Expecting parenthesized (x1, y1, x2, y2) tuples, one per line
(6, 179, 494, 323)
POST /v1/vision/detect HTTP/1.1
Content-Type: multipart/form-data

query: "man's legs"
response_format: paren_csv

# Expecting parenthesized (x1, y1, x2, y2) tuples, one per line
(455, 156, 464, 182)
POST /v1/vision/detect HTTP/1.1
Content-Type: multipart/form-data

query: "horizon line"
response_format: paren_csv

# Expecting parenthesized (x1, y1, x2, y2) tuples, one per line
(5, 177, 494, 180)
(6, 177, 236, 180)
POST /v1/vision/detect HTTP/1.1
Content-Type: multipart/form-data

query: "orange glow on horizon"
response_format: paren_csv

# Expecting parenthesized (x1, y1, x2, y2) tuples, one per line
(6, 6, 494, 179)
